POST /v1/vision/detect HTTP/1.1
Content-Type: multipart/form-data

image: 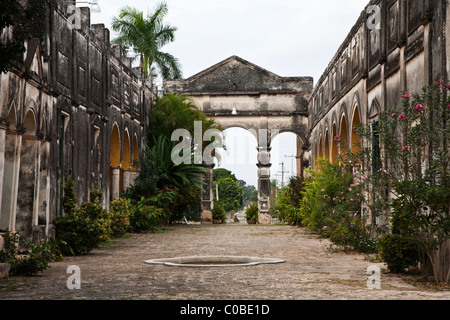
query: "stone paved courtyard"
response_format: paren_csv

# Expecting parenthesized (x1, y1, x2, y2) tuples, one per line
(0, 224, 449, 300)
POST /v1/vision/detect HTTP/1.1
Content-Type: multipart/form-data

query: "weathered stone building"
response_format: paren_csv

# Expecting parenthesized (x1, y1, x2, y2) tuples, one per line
(0, 0, 150, 243)
(309, 0, 449, 167)
(308, 0, 449, 226)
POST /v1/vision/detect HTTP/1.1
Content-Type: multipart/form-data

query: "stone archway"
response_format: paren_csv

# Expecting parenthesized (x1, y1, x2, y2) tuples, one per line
(164, 56, 313, 224)
(110, 123, 121, 200)
(122, 130, 132, 192)
(16, 108, 38, 239)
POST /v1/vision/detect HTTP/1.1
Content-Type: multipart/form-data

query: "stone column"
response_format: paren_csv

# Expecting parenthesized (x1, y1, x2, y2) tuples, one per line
(129, 170, 139, 187)
(111, 167, 121, 200)
(9, 131, 23, 233)
(257, 143, 272, 225)
(0, 121, 7, 221)
(200, 164, 214, 224)
(122, 169, 131, 192)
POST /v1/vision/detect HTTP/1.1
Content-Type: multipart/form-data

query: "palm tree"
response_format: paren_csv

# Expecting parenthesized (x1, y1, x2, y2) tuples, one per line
(111, 3, 182, 79)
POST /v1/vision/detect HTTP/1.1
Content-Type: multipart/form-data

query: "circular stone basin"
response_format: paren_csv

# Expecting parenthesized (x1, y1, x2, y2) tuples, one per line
(144, 256, 285, 267)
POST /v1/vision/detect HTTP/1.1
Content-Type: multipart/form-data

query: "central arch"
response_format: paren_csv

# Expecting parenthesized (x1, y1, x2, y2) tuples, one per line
(164, 55, 313, 224)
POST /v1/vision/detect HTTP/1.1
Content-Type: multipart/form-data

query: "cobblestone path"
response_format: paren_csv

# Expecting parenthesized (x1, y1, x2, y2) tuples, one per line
(0, 224, 449, 300)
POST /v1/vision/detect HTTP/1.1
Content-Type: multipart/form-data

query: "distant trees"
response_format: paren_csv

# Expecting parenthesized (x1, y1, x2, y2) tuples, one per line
(213, 168, 257, 211)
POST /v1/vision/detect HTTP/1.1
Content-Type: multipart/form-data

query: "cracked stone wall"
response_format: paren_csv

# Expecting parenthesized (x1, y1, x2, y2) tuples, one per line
(0, 0, 151, 243)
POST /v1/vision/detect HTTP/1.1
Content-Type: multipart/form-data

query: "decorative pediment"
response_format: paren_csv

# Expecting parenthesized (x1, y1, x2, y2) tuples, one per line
(165, 56, 312, 95)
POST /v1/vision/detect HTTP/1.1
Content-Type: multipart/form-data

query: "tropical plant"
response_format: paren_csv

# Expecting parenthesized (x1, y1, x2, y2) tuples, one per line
(148, 93, 219, 144)
(111, 3, 182, 79)
(137, 135, 207, 196)
(128, 196, 162, 232)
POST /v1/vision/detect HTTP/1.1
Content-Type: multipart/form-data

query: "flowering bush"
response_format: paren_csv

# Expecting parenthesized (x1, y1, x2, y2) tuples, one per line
(298, 159, 377, 253)
(355, 78, 450, 282)
(128, 196, 163, 232)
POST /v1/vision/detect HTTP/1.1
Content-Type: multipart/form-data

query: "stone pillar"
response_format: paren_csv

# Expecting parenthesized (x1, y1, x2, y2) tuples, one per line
(111, 167, 121, 200)
(122, 169, 131, 192)
(200, 164, 214, 224)
(0, 122, 6, 221)
(257, 144, 272, 225)
(129, 170, 139, 187)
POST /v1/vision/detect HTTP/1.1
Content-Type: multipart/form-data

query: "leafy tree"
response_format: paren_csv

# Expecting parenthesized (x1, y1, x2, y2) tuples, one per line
(215, 177, 243, 212)
(111, 3, 182, 79)
(0, 0, 41, 73)
(213, 168, 237, 183)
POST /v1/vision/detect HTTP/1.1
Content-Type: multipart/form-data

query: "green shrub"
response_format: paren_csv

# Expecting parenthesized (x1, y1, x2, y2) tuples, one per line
(277, 186, 302, 225)
(212, 202, 227, 223)
(379, 233, 419, 273)
(0, 233, 64, 276)
(109, 198, 131, 236)
(62, 176, 77, 215)
(245, 202, 259, 223)
(128, 197, 162, 232)
(54, 202, 111, 255)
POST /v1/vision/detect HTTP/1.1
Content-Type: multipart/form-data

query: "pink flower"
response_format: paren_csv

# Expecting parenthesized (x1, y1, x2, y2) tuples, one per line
(401, 92, 409, 99)
(447, 104, 450, 109)
(402, 145, 409, 152)
(415, 104, 424, 111)
(434, 82, 439, 86)
(391, 113, 396, 118)
(442, 86, 447, 92)
(440, 80, 445, 84)
(334, 136, 340, 142)
(348, 187, 352, 191)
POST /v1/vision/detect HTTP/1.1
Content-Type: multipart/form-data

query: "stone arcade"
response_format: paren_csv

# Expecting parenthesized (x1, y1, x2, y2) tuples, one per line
(0, 0, 151, 244)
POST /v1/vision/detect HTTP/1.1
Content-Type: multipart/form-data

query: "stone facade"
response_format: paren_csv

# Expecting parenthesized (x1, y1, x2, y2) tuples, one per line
(309, 0, 449, 167)
(0, 0, 151, 244)
(308, 0, 449, 226)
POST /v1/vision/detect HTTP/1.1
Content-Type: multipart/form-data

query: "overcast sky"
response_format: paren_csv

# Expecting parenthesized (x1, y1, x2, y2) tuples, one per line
(89, 0, 367, 187)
